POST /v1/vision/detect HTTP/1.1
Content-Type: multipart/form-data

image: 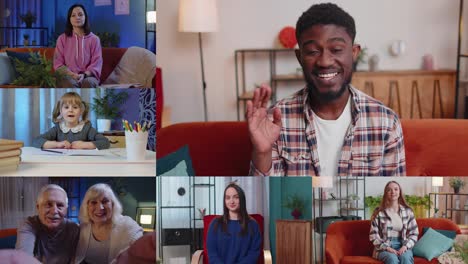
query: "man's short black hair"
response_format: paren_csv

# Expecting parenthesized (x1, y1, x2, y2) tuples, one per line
(296, 3, 356, 43)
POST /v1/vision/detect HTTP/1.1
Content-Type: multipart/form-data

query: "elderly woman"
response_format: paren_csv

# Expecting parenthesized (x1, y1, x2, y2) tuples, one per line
(75, 183, 143, 264)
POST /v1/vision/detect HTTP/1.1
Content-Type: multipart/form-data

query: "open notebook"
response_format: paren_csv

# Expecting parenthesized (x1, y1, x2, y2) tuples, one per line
(37, 148, 105, 156)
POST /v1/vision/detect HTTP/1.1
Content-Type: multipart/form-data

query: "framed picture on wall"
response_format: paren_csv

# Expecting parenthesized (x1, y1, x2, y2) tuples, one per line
(115, 0, 130, 15)
(94, 0, 111, 6)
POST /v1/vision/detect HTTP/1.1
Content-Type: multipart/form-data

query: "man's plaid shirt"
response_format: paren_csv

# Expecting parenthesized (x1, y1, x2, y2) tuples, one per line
(250, 85, 406, 176)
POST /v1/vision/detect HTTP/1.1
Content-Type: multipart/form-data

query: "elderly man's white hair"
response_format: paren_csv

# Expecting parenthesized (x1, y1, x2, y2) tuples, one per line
(36, 184, 69, 205)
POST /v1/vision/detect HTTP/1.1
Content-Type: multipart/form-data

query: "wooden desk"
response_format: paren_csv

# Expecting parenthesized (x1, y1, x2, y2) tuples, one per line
(0, 147, 156, 176)
(276, 219, 312, 264)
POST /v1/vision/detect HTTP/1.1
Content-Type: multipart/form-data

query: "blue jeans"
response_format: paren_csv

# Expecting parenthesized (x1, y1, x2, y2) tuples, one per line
(378, 238, 414, 264)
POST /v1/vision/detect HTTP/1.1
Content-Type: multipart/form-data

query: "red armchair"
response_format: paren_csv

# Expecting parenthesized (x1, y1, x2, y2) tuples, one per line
(191, 214, 272, 264)
(325, 218, 461, 264)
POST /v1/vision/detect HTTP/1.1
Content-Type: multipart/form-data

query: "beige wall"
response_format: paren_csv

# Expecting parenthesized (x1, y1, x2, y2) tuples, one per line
(157, 0, 459, 123)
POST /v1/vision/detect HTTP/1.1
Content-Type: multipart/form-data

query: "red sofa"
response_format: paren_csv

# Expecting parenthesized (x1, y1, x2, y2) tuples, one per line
(156, 119, 468, 176)
(325, 218, 461, 264)
(0, 47, 156, 88)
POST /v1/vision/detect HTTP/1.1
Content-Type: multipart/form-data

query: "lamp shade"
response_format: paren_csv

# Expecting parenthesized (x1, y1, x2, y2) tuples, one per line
(312, 176, 334, 188)
(432, 177, 444, 187)
(147, 11, 157, 24)
(178, 0, 219, 32)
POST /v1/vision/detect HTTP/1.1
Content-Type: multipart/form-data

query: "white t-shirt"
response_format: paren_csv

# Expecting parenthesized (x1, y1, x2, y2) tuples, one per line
(312, 97, 352, 176)
(386, 208, 403, 237)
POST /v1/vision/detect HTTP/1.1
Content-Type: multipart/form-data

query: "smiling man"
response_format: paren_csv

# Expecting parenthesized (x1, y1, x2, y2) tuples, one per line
(15, 184, 80, 264)
(247, 3, 405, 176)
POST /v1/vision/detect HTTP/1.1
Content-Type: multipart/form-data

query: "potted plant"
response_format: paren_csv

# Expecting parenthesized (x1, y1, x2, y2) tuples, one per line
(283, 194, 306, 219)
(11, 50, 63, 87)
(91, 88, 129, 132)
(449, 178, 466, 194)
(364, 195, 382, 218)
(20, 11, 37, 28)
(23, 34, 29, 46)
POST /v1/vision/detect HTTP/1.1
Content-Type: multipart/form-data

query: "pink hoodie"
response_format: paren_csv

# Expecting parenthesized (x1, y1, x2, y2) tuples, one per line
(54, 32, 103, 80)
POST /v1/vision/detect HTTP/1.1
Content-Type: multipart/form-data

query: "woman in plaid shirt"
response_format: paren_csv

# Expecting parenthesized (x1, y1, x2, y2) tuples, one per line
(369, 181, 419, 264)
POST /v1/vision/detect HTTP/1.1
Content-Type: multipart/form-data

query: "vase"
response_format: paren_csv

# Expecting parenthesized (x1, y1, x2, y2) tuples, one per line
(97, 119, 111, 132)
(23, 39, 29, 46)
(291, 208, 302, 219)
(454, 187, 460, 194)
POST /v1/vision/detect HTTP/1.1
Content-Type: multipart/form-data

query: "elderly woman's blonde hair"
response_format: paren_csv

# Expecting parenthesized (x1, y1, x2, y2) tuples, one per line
(79, 183, 123, 224)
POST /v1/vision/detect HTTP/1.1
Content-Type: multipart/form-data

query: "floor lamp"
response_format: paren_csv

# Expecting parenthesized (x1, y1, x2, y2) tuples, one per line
(312, 176, 333, 264)
(432, 177, 443, 217)
(179, 0, 219, 121)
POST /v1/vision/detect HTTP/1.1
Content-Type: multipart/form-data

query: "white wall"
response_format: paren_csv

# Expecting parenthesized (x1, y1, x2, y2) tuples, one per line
(158, 0, 459, 123)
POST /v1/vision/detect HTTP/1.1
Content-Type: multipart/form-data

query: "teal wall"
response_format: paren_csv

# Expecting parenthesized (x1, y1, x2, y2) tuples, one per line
(269, 177, 313, 262)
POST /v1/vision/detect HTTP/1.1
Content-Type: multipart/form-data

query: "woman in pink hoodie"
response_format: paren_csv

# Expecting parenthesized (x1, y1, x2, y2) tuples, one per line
(54, 4, 103, 88)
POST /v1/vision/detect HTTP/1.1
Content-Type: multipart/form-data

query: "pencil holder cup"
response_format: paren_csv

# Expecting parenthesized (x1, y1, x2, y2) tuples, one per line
(125, 131, 148, 161)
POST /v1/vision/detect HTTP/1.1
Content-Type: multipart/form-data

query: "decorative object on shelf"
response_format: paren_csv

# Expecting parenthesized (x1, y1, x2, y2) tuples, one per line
(31, 40, 37, 46)
(354, 46, 367, 71)
(179, 0, 219, 121)
(422, 54, 434, 70)
(368, 54, 379, 72)
(177, 187, 186, 196)
(455, 199, 460, 209)
(278, 26, 297, 49)
(20, 11, 37, 28)
(347, 194, 360, 209)
(197, 207, 206, 218)
(23, 34, 29, 46)
(449, 177, 466, 194)
(91, 88, 129, 132)
(283, 194, 306, 219)
(389, 40, 406, 57)
(465, 203, 468, 210)
(433, 208, 439, 218)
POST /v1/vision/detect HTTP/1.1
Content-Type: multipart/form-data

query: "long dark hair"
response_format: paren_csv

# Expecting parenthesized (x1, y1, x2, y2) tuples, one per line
(371, 181, 411, 221)
(215, 182, 252, 236)
(65, 4, 91, 36)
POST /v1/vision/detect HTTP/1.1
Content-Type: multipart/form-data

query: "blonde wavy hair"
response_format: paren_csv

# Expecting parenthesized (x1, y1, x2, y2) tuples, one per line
(79, 183, 123, 224)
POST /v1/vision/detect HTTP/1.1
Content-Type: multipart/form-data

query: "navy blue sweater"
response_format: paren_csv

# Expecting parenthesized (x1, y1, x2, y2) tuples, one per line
(207, 218, 261, 264)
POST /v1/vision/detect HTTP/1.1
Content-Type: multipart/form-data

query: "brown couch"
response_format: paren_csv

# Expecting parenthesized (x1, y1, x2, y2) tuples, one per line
(325, 218, 461, 264)
(0, 47, 156, 88)
(156, 119, 468, 176)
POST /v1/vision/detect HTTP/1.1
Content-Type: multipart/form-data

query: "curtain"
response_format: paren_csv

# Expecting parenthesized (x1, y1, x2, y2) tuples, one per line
(0, 88, 97, 146)
(0, 177, 48, 229)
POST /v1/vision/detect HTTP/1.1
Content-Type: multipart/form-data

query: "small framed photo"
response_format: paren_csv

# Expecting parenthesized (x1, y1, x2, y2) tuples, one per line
(115, 0, 130, 15)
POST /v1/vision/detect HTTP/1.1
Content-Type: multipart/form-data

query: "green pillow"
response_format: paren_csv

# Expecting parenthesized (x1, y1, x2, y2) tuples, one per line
(157, 145, 195, 176)
(413, 227, 454, 261)
(422, 227, 456, 250)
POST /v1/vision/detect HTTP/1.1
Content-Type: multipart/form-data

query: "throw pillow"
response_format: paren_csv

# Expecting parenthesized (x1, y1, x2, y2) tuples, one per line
(0, 235, 16, 249)
(102, 46, 156, 88)
(157, 145, 195, 176)
(413, 227, 454, 261)
(159, 160, 188, 176)
(0, 53, 15, 84)
(422, 227, 457, 250)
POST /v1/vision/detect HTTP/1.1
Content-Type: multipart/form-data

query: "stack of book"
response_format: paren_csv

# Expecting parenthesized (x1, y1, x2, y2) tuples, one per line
(0, 139, 24, 171)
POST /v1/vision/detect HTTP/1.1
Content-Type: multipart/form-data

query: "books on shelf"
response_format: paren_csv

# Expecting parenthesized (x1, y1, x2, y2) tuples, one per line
(0, 156, 21, 167)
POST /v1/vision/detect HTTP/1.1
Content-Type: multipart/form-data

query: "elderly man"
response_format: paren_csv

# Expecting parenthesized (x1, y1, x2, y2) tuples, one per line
(15, 184, 80, 263)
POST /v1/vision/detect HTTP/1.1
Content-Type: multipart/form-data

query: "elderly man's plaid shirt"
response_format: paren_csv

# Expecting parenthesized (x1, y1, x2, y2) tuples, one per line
(250, 86, 406, 176)
(369, 205, 419, 258)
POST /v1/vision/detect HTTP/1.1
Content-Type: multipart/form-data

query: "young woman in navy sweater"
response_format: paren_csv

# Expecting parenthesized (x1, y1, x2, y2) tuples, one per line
(207, 183, 261, 264)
